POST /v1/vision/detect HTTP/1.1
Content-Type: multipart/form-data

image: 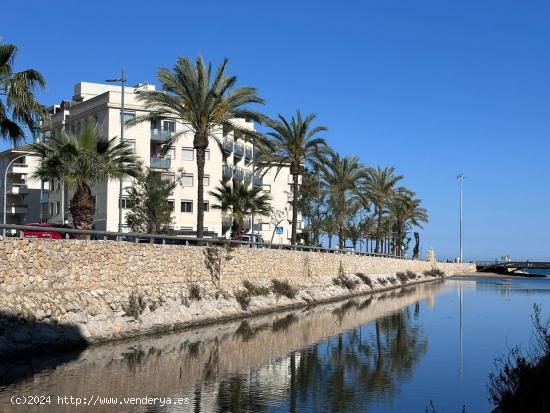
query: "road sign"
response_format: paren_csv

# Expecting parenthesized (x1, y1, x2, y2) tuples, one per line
(276, 226, 284, 234)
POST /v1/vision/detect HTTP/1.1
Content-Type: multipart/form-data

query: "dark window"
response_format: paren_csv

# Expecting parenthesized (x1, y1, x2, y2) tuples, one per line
(181, 200, 193, 213)
(203, 201, 209, 212)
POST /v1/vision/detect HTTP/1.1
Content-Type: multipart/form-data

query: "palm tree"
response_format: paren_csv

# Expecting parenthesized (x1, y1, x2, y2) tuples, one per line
(388, 190, 428, 256)
(321, 214, 338, 249)
(364, 166, 403, 253)
(131, 56, 266, 240)
(0, 41, 47, 146)
(262, 111, 328, 244)
(210, 181, 271, 240)
(31, 122, 138, 233)
(319, 153, 364, 249)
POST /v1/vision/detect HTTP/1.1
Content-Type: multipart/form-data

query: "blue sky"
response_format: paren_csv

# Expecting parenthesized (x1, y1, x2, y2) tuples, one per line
(3, 0, 550, 260)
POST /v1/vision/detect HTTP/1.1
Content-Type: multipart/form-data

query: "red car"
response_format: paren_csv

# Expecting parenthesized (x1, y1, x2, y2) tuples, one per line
(22, 223, 70, 240)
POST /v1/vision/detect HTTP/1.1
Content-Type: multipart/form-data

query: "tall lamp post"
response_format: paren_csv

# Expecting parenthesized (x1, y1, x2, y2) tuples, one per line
(3, 152, 32, 236)
(457, 173, 465, 263)
(106, 68, 126, 234)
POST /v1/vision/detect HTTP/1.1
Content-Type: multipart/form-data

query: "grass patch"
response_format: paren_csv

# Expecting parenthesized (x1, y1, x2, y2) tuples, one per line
(188, 283, 202, 301)
(271, 279, 297, 299)
(234, 289, 251, 310)
(243, 280, 270, 296)
(378, 278, 388, 286)
(388, 277, 398, 285)
(406, 270, 417, 280)
(123, 290, 146, 319)
(396, 272, 408, 284)
(423, 269, 445, 278)
(333, 274, 359, 290)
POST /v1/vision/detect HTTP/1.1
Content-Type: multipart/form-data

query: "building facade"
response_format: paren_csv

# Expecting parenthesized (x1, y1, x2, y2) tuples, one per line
(41, 82, 301, 243)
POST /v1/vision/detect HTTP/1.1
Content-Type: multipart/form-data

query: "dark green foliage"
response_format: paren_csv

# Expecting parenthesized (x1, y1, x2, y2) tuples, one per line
(271, 279, 297, 299)
(188, 283, 202, 301)
(396, 272, 408, 284)
(333, 274, 359, 290)
(388, 277, 398, 285)
(123, 290, 146, 319)
(423, 269, 445, 278)
(243, 280, 270, 296)
(355, 272, 373, 288)
(406, 270, 417, 280)
(378, 278, 388, 286)
(488, 304, 550, 412)
(235, 289, 251, 310)
(125, 167, 179, 234)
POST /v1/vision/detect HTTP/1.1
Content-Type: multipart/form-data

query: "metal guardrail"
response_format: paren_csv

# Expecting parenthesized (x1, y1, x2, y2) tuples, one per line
(0, 223, 412, 259)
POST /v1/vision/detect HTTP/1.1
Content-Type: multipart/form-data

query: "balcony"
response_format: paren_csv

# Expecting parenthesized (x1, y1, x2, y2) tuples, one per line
(222, 138, 233, 153)
(6, 205, 28, 214)
(253, 175, 263, 187)
(222, 164, 233, 179)
(222, 213, 233, 229)
(8, 163, 28, 175)
(244, 146, 253, 160)
(6, 183, 28, 195)
(150, 157, 171, 169)
(243, 170, 252, 182)
(234, 142, 244, 158)
(233, 167, 245, 182)
(150, 129, 172, 142)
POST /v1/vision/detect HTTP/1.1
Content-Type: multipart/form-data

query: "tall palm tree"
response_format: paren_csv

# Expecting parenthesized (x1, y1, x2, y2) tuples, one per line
(319, 153, 364, 249)
(131, 55, 266, 239)
(0, 41, 47, 146)
(31, 122, 139, 232)
(388, 190, 428, 256)
(364, 166, 403, 253)
(321, 213, 338, 249)
(210, 181, 271, 240)
(262, 111, 328, 244)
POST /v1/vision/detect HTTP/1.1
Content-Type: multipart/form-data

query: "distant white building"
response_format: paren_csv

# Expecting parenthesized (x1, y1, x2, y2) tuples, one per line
(39, 82, 301, 243)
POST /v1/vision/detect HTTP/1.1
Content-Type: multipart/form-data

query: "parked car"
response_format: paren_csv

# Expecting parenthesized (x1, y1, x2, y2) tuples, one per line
(21, 223, 71, 240)
(240, 233, 265, 245)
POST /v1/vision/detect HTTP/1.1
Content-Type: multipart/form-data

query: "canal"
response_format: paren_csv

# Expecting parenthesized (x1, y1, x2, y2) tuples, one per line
(1, 276, 549, 412)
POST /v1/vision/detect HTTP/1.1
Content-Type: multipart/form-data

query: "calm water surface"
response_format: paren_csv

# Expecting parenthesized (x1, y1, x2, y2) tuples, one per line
(1, 276, 550, 413)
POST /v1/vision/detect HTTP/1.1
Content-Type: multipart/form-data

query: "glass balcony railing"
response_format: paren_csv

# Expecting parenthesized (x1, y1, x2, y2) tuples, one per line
(234, 142, 244, 157)
(253, 175, 263, 186)
(233, 167, 245, 181)
(150, 129, 172, 142)
(150, 157, 171, 169)
(244, 146, 253, 160)
(222, 214, 233, 228)
(222, 138, 233, 153)
(222, 164, 233, 178)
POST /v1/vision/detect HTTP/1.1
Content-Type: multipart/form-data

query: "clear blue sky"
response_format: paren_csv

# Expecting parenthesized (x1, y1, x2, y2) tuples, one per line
(3, 0, 550, 261)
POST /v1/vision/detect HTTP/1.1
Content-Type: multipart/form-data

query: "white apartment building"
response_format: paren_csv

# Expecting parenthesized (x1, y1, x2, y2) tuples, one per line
(0, 148, 49, 233)
(41, 82, 301, 243)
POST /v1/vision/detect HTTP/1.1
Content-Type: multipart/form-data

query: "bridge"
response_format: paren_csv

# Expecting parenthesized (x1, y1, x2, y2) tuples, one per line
(476, 261, 550, 276)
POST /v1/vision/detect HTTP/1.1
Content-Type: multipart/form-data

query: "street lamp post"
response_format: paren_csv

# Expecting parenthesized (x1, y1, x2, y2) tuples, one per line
(457, 173, 465, 263)
(3, 152, 31, 236)
(106, 68, 126, 234)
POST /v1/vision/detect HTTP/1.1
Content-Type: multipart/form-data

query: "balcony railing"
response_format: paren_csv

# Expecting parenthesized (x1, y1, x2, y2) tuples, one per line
(8, 163, 28, 175)
(244, 146, 253, 160)
(222, 138, 233, 153)
(222, 164, 233, 178)
(253, 175, 263, 186)
(150, 129, 172, 142)
(6, 183, 28, 195)
(234, 142, 244, 157)
(150, 157, 171, 169)
(244, 171, 252, 182)
(222, 214, 233, 228)
(233, 167, 245, 181)
(6, 205, 28, 214)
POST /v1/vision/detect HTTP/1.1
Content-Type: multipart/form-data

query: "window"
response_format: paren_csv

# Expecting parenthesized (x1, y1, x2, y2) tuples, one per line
(181, 200, 193, 213)
(56, 181, 61, 191)
(180, 226, 193, 231)
(123, 112, 136, 124)
(182, 147, 194, 161)
(181, 174, 194, 187)
(161, 173, 175, 184)
(203, 227, 208, 232)
(55, 202, 60, 215)
(163, 120, 176, 132)
(203, 175, 210, 186)
(124, 139, 136, 153)
(262, 184, 271, 193)
(119, 198, 133, 209)
(203, 201, 209, 212)
(167, 200, 174, 211)
(49, 202, 54, 216)
(205, 149, 210, 160)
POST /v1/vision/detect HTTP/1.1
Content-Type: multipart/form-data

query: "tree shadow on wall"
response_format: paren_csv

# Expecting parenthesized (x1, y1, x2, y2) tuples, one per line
(0, 310, 87, 387)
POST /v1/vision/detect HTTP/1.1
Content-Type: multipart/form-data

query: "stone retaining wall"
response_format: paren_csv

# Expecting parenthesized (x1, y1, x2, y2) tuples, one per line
(0, 238, 474, 356)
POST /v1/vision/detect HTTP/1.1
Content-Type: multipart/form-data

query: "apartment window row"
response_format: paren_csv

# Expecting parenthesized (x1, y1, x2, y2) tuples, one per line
(181, 174, 209, 187)
(181, 148, 210, 161)
(119, 198, 210, 213)
(180, 200, 210, 213)
(49, 201, 61, 216)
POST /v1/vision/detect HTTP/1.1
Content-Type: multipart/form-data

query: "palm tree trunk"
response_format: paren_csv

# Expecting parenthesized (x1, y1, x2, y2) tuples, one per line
(328, 234, 333, 249)
(338, 223, 344, 250)
(291, 173, 299, 245)
(69, 182, 95, 239)
(194, 133, 208, 241)
(375, 206, 383, 253)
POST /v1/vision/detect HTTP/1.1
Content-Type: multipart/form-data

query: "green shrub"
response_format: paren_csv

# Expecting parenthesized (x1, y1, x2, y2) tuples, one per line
(234, 289, 251, 310)
(189, 283, 202, 301)
(396, 272, 408, 284)
(423, 269, 445, 278)
(271, 279, 297, 299)
(333, 274, 359, 290)
(378, 278, 388, 286)
(123, 290, 146, 319)
(388, 277, 398, 285)
(406, 270, 417, 280)
(356, 272, 373, 288)
(243, 280, 270, 296)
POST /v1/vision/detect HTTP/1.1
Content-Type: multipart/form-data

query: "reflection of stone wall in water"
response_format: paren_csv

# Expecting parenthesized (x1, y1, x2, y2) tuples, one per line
(0, 282, 441, 413)
(0, 238, 473, 352)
